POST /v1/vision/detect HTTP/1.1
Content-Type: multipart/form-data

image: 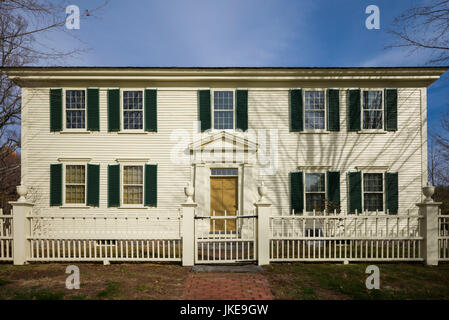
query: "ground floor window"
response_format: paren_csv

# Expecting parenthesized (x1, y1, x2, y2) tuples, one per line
(123, 165, 143, 205)
(363, 173, 383, 211)
(65, 164, 86, 204)
(305, 173, 325, 212)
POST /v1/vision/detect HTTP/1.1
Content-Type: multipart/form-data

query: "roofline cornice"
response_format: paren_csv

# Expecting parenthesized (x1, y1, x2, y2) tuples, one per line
(3, 66, 448, 86)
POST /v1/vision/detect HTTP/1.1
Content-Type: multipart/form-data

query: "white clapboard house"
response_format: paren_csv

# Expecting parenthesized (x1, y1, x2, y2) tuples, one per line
(1, 67, 447, 265)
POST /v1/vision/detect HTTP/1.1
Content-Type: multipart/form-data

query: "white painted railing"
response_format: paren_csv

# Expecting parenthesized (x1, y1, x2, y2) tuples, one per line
(27, 211, 182, 262)
(0, 214, 13, 261)
(269, 210, 423, 262)
(194, 209, 257, 264)
(438, 209, 449, 261)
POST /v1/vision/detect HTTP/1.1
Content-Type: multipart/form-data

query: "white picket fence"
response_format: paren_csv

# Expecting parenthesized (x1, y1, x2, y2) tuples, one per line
(26, 211, 182, 262)
(0, 214, 13, 261)
(269, 210, 423, 262)
(439, 210, 449, 261)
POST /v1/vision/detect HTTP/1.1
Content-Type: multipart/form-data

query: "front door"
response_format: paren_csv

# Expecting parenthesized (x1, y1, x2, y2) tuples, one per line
(210, 177, 237, 233)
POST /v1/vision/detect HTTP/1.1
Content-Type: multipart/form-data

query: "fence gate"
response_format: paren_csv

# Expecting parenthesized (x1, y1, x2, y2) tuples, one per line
(194, 211, 258, 264)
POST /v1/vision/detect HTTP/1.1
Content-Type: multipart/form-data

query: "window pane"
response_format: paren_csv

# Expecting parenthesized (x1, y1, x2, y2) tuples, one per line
(214, 111, 233, 129)
(363, 110, 382, 129)
(214, 91, 233, 110)
(66, 165, 85, 184)
(363, 91, 382, 129)
(67, 110, 86, 129)
(66, 90, 85, 109)
(364, 193, 383, 211)
(66, 185, 85, 204)
(123, 91, 143, 110)
(364, 173, 383, 192)
(305, 91, 325, 129)
(305, 91, 324, 110)
(211, 168, 238, 176)
(124, 111, 143, 129)
(123, 166, 143, 184)
(123, 91, 143, 130)
(123, 186, 143, 204)
(306, 173, 325, 192)
(66, 90, 85, 129)
(306, 193, 325, 212)
(363, 91, 382, 110)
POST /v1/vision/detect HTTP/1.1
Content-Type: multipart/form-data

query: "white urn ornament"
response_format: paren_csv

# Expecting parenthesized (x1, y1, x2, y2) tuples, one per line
(184, 183, 194, 203)
(422, 182, 435, 203)
(17, 185, 28, 203)
(258, 181, 267, 202)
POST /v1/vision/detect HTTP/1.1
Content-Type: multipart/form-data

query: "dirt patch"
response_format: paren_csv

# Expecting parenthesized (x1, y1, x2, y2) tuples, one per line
(0, 263, 190, 300)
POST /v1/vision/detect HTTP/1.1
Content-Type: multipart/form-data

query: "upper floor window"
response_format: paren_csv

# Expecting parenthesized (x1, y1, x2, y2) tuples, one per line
(123, 165, 143, 205)
(363, 173, 383, 211)
(362, 90, 383, 129)
(65, 164, 86, 204)
(123, 90, 143, 130)
(305, 173, 325, 212)
(213, 91, 234, 129)
(66, 90, 86, 129)
(304, 91, 325, 130)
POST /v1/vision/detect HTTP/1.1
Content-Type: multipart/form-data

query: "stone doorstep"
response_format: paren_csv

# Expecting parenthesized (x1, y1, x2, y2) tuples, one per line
(191, 264, 263, 273)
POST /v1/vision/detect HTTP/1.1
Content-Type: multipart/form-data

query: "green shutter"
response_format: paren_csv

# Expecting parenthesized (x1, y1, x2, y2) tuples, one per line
(348, 171, 362, 214)
(108, 89, 120, 132)
(87, 88, 100, 131)
(50, 163, 62, 206)
(87, 164, 100, 207)
(385, 89, 398, 131)
(108, 164, 120, 207)
(198, 90, 211, 132)
(290, 172, 303, 214)
(50, 89, 62, 132)
(348, 89, 361, 131)
(290, 89, 303, 131)
(236, 90, 248, 131)
(144, 89, 157, 132)
(144, 164, 157, 207)
(386, 172, 399, 214)
(327, 171, 340, 209)
(327, 89, 340, 131)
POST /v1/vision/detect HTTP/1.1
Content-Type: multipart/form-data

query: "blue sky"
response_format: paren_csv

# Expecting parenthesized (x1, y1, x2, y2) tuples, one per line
(39, 0, 448, 133)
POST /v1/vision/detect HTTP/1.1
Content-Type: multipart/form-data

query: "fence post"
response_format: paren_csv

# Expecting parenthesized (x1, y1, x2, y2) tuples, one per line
(417, 183, 441, 266)
(9, 185, 33, 265)
(181, 183, 196, 267)
(256, 182, 271, 266)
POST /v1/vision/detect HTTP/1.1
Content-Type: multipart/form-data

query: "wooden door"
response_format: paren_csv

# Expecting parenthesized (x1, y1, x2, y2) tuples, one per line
(210, 177, 237, 233)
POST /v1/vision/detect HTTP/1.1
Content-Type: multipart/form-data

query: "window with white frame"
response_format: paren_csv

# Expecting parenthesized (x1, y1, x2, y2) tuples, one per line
(123, 90, 143, 130)
(363, 173, 383, 211)
(123, 165, 143, 205)
(305, 173, 325, 212)
(65, 165, 86, 204)
(362, 90, 383, 129)
(66, 90, 86, 129)
(213, 91, 234, 129)
(304, 90, 325, 130)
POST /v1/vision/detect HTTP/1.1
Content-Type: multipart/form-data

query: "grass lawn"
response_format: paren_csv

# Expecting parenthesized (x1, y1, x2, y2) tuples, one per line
(0, 262, 448, 300)
(263, 263, 449, 300)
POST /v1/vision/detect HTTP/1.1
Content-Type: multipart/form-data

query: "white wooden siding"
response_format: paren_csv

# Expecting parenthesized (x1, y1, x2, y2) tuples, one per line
(21, 85, 425, 235)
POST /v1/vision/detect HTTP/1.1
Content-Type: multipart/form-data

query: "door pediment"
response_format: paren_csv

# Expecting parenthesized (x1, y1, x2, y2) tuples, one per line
(189, 131, 258, 164)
